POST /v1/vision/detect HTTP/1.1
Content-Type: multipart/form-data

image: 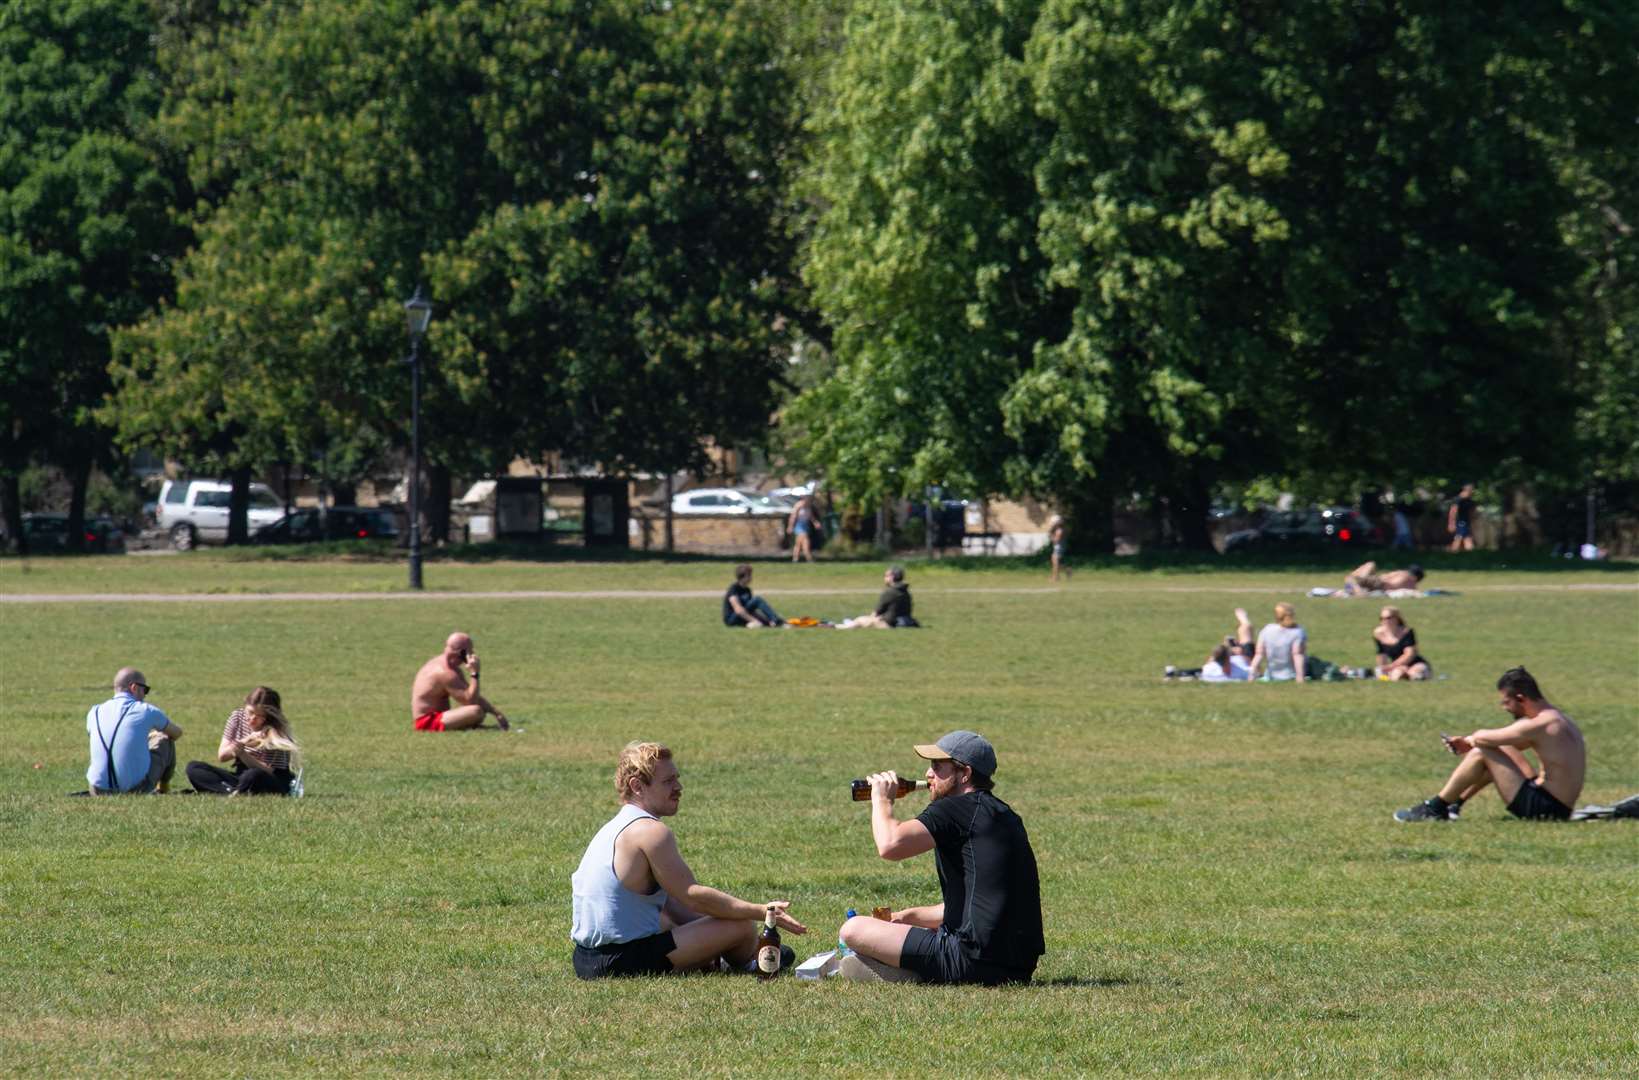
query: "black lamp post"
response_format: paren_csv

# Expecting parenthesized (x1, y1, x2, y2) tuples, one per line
(404, 285, 433, 590)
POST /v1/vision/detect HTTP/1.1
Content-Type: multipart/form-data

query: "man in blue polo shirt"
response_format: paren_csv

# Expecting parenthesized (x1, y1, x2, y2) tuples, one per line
(86, 667, 183, 794)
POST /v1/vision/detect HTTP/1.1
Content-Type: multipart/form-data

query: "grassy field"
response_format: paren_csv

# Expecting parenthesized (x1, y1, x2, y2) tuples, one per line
(2, 552, 1636, 1076)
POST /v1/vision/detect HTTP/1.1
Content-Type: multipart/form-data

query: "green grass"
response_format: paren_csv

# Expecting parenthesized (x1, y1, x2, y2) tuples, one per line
(2, 554, 1637, 1076)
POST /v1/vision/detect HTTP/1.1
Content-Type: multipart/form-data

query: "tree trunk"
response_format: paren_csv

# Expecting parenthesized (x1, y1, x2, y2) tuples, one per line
(1, 471, 24, 554)
(1166, 474, 1216, 552)
(64, 455, 92, 553)
(1064, 482, 1116, 555)
(664, 473, 675, 553)
(227, 466, 251, 545)
(331, 482, 357, 506)
(427, 464, 451, 544)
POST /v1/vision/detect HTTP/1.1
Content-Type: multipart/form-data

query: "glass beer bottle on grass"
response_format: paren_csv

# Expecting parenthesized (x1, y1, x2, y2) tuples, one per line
(850, 777, 929, 801)
(757, 905, 781, 980)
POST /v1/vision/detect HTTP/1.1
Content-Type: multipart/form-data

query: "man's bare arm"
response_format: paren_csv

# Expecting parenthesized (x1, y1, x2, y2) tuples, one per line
(1463, 716, 1544, 750)
(868, 772, 935, 861)
(637, 822, 806, 933)
(891, 903, 944, 929)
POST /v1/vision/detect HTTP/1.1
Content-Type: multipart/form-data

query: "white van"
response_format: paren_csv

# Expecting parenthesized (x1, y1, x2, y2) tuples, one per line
(157, 479, 286, 549)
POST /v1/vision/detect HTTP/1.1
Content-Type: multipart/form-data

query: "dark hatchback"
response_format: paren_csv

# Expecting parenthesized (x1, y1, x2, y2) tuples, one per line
(1223, 507, 1374, 553)
(11, 512, 128, 553)
(251, 506, 400, 544)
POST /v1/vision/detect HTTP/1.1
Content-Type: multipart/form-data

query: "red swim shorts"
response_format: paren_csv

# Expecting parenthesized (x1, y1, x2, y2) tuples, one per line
(414, 711, 446, 732)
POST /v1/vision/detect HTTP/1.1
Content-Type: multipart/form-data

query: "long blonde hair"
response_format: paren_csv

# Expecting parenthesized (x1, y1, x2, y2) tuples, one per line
(1274, 602, 1298, 629)
(241, 688, 300, 769)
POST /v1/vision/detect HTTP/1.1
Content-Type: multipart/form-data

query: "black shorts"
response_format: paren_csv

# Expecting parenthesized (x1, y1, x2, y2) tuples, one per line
(571, 931, 677, 979)
(1506, 780, 1572, 821)
(899, 927, 1034, 986)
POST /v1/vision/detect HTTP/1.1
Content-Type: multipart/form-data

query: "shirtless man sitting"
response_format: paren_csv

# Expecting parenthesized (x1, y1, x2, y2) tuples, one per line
(410, 631, 509, 731)
(1344, 560, 1424, 595)
(1394, 667, 1585, 822)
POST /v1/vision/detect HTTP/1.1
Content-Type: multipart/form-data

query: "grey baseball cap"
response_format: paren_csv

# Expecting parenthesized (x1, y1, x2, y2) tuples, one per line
(913, 730, 997, 779)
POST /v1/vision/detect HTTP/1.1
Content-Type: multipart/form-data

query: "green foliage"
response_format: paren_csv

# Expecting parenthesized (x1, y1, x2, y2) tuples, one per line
(108, 0, 800, 494)
(791, 0, 1639, 535)
(0, 0, 184, 529)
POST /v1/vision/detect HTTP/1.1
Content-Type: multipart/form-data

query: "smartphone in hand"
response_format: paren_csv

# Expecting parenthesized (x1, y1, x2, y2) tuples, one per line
(1440, 733, 1458, 754)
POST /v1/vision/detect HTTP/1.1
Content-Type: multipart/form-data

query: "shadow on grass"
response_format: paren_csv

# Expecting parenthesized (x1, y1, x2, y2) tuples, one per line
(1037, 975, 1142, 988)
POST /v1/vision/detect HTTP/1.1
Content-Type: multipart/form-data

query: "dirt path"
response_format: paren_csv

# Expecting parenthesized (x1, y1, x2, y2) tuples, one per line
(2, 583, 1633, 604)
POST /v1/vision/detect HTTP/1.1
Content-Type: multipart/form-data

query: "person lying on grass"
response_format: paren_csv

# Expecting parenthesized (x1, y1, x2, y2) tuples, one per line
(185, 685, 300, 796)
(1164, 608, 1255, 681)
(1343, 560, 1425, 595)
(1395, 666, 1585, 822)
(839, 730, 1043, 985)
(569, 741, 807, 979)
(410, 631, 509, 731)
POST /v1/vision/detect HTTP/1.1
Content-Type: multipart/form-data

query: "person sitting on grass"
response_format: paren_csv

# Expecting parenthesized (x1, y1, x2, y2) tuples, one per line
(569, 741, 807, 979)
(722, 564, 785, 628)
(410, 631, 509, 731)
(1165, 608, 1255, 681)
(836, 565, 916, 629)
(1248, 602, 1359, 682)
(185, 686, 301, 796)
(837, 731, 1043, 985)
(1343, 560, 1425, 595)
(1394, 667, 1585, 822)
(85, 667, 183, 795)
(1373, 606, 1431, 681)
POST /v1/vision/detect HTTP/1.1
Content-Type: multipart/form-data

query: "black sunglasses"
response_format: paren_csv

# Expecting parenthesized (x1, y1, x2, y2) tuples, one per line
(131, 682, 152, 693)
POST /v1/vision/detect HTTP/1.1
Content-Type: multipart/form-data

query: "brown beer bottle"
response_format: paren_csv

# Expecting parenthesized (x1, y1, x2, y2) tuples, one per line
(756, 905, 781, 980)
(850, 778, 929, 801)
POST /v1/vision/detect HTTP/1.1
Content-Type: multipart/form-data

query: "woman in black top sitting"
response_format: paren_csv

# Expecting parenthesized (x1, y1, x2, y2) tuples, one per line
(1373, 607, 1430, 681)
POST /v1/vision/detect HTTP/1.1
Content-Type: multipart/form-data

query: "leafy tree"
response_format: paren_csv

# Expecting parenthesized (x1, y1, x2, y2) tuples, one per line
(791, 0, 1638, 550)
(110, 0, 800, 544)
(0, 0, 183, 550)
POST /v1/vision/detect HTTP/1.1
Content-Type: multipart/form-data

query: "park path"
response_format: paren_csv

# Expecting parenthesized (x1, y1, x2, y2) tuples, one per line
(1, 583, 1633, 604)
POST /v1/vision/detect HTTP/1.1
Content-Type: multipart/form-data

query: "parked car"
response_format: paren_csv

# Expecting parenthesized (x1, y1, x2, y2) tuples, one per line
(156, 478, 287, 549)
(1222, 507, 1372, 553)
(669, 488, 791, 516)
(252, 506, 400, 544)
(14, 512, 127, 554)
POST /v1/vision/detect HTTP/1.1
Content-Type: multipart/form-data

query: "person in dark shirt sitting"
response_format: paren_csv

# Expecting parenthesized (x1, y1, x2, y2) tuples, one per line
(722, 564, 784, 628)
(837, 565, 916, 629)
(1372, 606, 1431, 680)
(838, 730, 1044, 985)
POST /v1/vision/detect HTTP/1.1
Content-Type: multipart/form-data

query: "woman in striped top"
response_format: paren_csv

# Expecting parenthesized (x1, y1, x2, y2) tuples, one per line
(185, 686, 301, 796)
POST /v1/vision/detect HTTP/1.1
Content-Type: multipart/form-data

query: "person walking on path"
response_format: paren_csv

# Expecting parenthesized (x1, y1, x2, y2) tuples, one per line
(1048, 516, 1070, 583)
(787, 495, 820, 563)
(1447, 483, 1478, 552)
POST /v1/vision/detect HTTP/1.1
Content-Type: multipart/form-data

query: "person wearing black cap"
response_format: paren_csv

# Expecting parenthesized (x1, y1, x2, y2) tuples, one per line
(837, 730, 1044, 984)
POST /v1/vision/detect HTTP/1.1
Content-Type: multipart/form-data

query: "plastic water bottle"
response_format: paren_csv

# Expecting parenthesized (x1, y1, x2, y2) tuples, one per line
(837, 909, 856, 958)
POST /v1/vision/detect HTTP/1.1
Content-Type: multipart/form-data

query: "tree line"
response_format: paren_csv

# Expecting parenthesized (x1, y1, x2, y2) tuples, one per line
(3, 0, 1634, 552)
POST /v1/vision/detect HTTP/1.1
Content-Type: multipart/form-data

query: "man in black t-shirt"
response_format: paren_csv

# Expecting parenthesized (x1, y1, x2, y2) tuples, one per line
(837, 730, 1044, 984)
(837, 565, 915, 629)
(722, 564, 784, 628)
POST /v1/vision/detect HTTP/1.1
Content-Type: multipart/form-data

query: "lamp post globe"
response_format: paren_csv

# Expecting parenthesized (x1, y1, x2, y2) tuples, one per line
(404, 285, 432, 590)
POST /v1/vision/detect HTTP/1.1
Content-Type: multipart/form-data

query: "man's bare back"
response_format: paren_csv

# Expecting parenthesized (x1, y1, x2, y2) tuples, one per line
(1508, 703, 1586, 806)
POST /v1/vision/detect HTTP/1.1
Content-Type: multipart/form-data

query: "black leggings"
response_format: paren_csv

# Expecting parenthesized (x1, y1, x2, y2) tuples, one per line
(186, 760, 293, 796)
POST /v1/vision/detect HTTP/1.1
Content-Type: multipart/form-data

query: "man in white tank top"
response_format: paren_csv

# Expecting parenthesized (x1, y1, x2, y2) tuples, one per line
(569, 741, 808, 979)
